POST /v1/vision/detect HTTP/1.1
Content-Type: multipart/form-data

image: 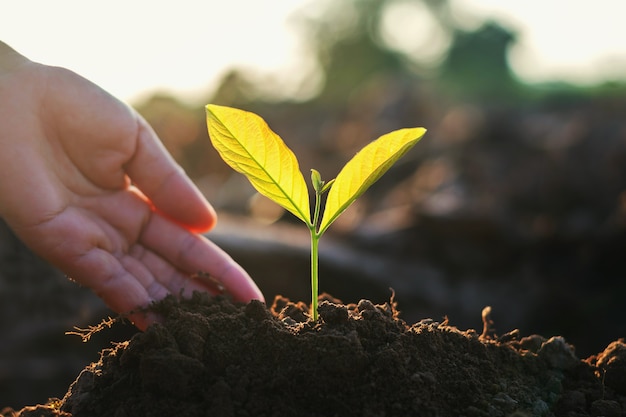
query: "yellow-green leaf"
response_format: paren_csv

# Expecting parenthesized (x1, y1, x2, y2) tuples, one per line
(206, 104, 311, 224)
(319, 127, 426, 234)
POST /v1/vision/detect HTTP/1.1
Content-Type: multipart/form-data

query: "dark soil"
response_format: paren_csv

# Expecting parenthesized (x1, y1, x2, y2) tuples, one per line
(2, 292, 625, 417)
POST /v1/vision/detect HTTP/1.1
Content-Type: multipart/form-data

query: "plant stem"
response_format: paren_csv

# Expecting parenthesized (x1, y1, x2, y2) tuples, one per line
(309, 183, 323, 321)
(310, 230, 319, 321)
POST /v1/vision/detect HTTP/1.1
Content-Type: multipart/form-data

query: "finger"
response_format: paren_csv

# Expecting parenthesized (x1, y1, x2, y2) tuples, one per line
(140, 213, 264, 303)
(124, 116, 216, 233)
(65, 246, 157, 330)
(126, 244, 224, 298)
(7, 202, 159, 330)
(118, 250, 170, 301)
(78, 245, 223, 331)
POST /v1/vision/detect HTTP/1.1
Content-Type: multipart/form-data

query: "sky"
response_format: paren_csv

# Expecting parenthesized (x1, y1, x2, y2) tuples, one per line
(2, 0, 625, 104)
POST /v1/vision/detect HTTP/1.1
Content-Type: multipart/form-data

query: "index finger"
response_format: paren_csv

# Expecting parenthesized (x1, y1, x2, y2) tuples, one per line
(140, 211, 265, 304)
(125, 115, 216, 232)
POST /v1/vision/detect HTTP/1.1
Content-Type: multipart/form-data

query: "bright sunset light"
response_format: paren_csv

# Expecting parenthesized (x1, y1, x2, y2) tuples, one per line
(3, 0, 625, 104)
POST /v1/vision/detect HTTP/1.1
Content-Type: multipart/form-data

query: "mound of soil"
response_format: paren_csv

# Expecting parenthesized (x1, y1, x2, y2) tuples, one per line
(2, 292, 625, 417)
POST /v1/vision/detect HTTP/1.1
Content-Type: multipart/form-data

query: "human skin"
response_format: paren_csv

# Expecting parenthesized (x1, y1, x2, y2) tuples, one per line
(0, 42, 263, 330)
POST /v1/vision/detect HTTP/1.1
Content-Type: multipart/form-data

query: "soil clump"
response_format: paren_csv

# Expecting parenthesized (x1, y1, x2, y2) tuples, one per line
(2, 292, 625, 417)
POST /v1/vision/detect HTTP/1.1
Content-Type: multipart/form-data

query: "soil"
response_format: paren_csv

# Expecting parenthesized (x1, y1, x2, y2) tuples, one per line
(2, 292, 625, 417)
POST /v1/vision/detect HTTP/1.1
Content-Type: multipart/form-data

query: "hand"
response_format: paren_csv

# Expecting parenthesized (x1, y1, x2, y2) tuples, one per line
(0, 42, 264, 330)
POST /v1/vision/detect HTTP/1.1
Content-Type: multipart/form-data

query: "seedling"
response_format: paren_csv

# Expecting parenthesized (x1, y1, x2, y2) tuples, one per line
(206, 104, 426, 320)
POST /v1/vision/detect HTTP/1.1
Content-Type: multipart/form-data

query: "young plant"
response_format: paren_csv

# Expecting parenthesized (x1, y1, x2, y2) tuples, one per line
(206, 104, 426, 320)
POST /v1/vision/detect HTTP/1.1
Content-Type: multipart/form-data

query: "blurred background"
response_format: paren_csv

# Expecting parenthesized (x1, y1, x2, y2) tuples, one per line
(2, 0, 626, 409)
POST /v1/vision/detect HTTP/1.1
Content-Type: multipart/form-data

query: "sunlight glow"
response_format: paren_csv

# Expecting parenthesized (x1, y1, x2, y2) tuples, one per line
(3, 0, 625, 105)
(380, 1, 450, 66)
(1, 0, 310, 103)
(452, 0, 626, 85)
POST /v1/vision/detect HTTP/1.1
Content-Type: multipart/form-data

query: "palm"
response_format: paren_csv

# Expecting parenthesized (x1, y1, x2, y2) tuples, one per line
(47, 185, 238, 330)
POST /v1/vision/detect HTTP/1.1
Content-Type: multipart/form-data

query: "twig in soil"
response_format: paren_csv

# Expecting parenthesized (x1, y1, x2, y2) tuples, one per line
(480, 306, 496, 340)
(65, 316, 119, 342)
(190, 271, 225, 294)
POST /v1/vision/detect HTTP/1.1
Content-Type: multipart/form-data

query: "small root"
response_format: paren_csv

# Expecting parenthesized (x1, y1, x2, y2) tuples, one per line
(65, 316, 121, 342)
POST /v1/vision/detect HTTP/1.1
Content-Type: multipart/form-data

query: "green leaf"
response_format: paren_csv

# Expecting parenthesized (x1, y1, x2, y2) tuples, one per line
(206, 104, 311, 225)
(318, 127, 426, 234)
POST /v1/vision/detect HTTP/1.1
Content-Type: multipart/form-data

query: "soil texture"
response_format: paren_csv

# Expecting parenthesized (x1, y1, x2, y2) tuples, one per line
(2, 292, 625, 417)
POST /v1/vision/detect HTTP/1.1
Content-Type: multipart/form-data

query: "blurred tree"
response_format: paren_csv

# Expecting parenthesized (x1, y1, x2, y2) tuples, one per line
(292, 0, 524, 104)
(438, 21, 521, 100)
(294, 0, 412, 107)
(210, 70, 258, 108)
(134, 94, 200, 163)
(134, 94, 228, 181)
